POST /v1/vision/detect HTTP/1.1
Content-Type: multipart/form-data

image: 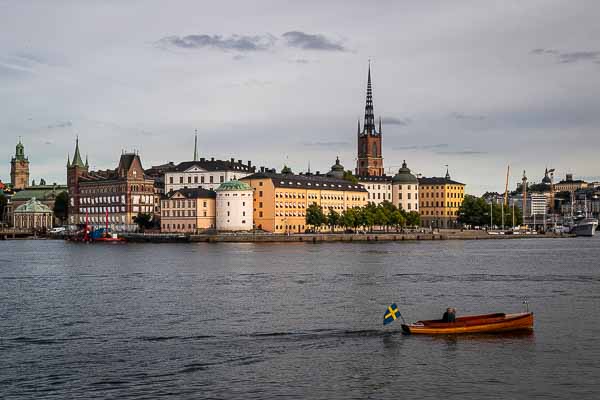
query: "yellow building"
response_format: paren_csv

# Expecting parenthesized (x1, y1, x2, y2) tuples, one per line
(160, 188, 216, 233)
(418, 174, 465, 229)
(241, 169, 368, 233)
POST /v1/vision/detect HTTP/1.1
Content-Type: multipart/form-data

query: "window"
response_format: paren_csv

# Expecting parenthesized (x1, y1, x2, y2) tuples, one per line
(169, 177, 173, 184)
(201, 176, 205, 183)
(210, 176, 214, 183)
(227, 211, 230, 216)
(259, 211, 263, 217)
(203, 201, 207, 207)
(259, 191, 263, 197)
(194, 176, 198, 183)
(242, 211, 246, 216)
(188, 177, 192, 184)
(242, 202, 245, 206)
(259, 202, 263, 208)
(259, 181, 263, 186)
(408, 193, 411, 200)
(179, 177, 184, 184)
(220, 176, 224, 183)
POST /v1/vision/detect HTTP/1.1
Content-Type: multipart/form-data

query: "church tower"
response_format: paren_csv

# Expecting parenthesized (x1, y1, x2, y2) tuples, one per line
(356, 64, 384, 176)
(10, 138, 30, 189)
(67, 137, 89, 225)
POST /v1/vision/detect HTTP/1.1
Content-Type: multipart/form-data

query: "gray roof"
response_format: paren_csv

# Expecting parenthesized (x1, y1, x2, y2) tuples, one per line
(242, 171, 367, 192)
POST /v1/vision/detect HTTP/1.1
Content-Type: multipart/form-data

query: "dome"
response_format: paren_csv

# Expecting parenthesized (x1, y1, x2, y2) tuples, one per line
(215, 180, 252, 192)
(541, 168, 552, 184)
(327, 156, 345, 179)
(15, 197, 52, 213)
(392, 160, 418, 184)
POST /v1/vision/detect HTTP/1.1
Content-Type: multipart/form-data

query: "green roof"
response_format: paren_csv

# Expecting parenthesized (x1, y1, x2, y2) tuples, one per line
(15, 198, 53, 213)
(215, 180, 252, 192)
(11, 185, 67, 201)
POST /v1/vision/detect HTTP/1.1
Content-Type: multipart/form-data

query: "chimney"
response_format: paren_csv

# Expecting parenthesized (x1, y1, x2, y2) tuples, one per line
(211, 157, 214, 162)
(260, 166, 265, 172)
(200, 157, 205, 162)
(247, 160, 251, 167)
(238, 159, 242, 164)
(316, 171, 321, 175)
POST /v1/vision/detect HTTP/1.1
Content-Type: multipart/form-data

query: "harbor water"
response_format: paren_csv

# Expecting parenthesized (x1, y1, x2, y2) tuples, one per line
(1, 238, 599, 399)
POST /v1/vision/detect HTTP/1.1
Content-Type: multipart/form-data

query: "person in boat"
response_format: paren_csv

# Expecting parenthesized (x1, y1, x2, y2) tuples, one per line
(442, 307, 456, 323)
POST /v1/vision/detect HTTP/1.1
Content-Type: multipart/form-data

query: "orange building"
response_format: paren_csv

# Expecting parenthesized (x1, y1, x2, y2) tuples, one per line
(418, 171, 465, 229)
(160, 188, 216, 233)
(241, 169, 368, 233)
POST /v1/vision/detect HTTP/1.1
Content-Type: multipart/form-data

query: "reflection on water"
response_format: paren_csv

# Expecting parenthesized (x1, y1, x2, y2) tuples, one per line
(1, 238, 599, 399)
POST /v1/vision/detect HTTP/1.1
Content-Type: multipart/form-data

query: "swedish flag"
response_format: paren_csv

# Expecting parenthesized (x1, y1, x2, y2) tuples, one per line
(383, 303, 401, 326)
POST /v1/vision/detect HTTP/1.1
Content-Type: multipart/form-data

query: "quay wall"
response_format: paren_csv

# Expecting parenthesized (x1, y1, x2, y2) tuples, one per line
(119, 230, 572, 244)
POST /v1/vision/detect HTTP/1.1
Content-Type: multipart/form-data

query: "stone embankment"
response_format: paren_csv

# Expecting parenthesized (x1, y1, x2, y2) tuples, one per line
(120, 230, 572, 243)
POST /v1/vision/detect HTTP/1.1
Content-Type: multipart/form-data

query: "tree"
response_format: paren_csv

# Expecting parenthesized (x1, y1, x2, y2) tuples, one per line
(406, 211, 421, 227)
(326, 208, 340, 232)
(457, 195, 489, 227)
(53, 191, 69, 225)
(133, 213, 154, 231)
(374, 207, 389, 231)
(343, 170, 358, 184)
(389, 210, 405, 230)
(306, 203, 326, 229)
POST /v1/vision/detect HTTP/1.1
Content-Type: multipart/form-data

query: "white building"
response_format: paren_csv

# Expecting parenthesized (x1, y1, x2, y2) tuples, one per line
(357, 176, 392, 204)
(391, 161, 419, 212)
(165, 158, 255, 193)
(215, 180, 254, 231)
(513, 192, 549, 217)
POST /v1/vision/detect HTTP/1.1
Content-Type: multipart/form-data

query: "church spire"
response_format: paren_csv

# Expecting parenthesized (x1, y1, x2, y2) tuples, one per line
(193, 129, 198, 161)
(67, 153, 71, 168)
(72, 136, 85, 168)
(363, 61, 376, 135)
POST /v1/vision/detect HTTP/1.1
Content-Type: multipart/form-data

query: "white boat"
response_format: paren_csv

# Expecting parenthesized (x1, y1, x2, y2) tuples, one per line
(570, 218, 598, 237)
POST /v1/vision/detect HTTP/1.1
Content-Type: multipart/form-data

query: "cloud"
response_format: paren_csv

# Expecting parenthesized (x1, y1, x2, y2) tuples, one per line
(303, 141, 351, 148)
(451, 112, 486, 120)
(47, 121, 72, 129)
(382, 116, 412, 126)
(157, 34, 276, 52)
(393, 143, 449, 150)
(436, 150, 488, 155)
(282, 31, 346, 51)
(531, 48, 600, 64)
(293, 58, 310, 64)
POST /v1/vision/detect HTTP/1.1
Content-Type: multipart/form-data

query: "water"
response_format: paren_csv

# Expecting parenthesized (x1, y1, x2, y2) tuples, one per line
(1, 238, 599, 399)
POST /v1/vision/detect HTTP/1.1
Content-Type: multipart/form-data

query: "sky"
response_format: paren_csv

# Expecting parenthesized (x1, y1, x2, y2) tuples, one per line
(1, 0, 599, 195)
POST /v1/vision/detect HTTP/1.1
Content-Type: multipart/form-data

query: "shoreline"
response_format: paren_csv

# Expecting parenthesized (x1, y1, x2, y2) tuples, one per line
(118, 230, 573, 243)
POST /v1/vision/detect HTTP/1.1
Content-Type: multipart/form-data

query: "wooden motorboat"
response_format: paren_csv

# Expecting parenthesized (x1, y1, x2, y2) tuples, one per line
(401, 312, 533, 335)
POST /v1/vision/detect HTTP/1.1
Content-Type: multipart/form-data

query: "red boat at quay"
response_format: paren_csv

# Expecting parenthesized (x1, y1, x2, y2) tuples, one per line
(401, 312, 534, 335)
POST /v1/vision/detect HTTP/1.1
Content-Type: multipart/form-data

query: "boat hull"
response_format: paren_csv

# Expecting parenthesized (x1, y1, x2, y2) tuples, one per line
(401, 312, 533, 335)
(570, 220, 598, 237)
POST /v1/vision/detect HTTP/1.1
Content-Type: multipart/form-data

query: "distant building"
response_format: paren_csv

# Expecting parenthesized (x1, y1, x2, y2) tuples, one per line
(554, 173, 588, 192)
(3, 182, 67, 227)
(241, 167, 368, 233)
(391, 161, 419, 212)
(10, 139, 30, 190)
(160, 188, 216, 233)
(356, 64, 384, 177)
(513, 192, 549, 217)
(67, 139, 156, 231)
(418, 169, 465, 228)
(164, 159, 255, 193)
(215, 180, 254, 231)
(13, 198, 53, 230)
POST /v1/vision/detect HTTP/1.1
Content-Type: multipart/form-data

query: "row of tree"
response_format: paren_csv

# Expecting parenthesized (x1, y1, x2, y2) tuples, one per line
(306, 201, 421, 231)
(457, 195, 523, 227)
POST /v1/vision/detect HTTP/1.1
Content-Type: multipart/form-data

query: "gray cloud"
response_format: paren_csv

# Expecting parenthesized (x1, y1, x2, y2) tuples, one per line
(303, 141, 351, 148)
(393, 143, 449, 150)
(157, 34, 276, 52)
(436, 150, 488, 155)
(47, 121, 72, 129)
(282, 31, 345, 51)
(531, 48, 600, 64)
(382, 116, 412, 126)
(451, 112, 486, 120)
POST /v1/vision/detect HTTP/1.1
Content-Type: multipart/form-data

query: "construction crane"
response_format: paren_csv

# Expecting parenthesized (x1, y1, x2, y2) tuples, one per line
(504, 165, 510, 206)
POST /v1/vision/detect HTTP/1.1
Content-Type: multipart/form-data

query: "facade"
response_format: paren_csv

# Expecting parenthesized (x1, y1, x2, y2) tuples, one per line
(67, 139, 156, 231)
(241, 168, 368, 233)
(215, 180, 254, 231)
(10, 139, 30, 190)
(512, 193, 549, 217)
(356, 65, 384, 177)
(13, 198, 53, 230)
(3, 183, 67, 226)
(418, 171, 465, 228)
(554, 174, 588, 192)
(357, 176, 392, 204)
(160, 188, 216, 233)
(391, 161, 419, 212)
(164, 158, 255, 193)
